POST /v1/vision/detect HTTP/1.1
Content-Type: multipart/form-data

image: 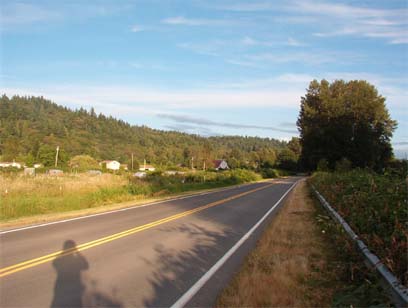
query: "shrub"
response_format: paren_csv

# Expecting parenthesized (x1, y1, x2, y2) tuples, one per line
(310, 170, 407, 285)
(335, 158, 352, 173)
(317, 158, 329, 172)
(261, 168, 279, 178)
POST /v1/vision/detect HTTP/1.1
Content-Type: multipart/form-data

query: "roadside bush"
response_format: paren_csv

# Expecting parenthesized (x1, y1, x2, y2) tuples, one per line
(127, 169, 261, 197)
(316, 158, 329, 171)
(310, 170, 407, 285)
(335, 158, 352, 173)
(261, 168, 279, 178)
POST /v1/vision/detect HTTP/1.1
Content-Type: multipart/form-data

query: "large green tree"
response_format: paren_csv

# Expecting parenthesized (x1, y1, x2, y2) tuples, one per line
(297, 79, 397, 171)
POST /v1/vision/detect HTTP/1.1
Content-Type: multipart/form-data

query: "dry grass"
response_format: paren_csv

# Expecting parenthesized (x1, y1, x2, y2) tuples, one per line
(0, 173, 127, 197)
(217, 179, 335, 307)
(0, 176, 260, 228)
(0, 173, 132, 221)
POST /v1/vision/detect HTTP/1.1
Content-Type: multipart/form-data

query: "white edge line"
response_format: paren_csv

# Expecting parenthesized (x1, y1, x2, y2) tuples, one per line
(170, 180, 299, 308)
(0, 181, 272, 235)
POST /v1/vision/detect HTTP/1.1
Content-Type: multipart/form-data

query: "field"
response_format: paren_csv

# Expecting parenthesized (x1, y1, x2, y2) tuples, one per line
(1, 173, 131, 220)
(310, 170, 407, 285)
(0, 169, 261, 221)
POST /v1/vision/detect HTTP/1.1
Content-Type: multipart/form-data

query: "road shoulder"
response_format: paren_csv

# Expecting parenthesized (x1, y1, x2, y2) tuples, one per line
(216, 179, 332, 306)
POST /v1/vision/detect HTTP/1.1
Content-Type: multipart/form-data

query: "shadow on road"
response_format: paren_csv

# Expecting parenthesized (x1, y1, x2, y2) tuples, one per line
(51, 239, 123, 308)
(142, 223, 236, 307)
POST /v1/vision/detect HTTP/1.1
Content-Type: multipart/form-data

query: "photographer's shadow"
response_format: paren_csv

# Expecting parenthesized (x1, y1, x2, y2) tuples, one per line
(50, 240, 123, 308)
(51, 240, 89, 308)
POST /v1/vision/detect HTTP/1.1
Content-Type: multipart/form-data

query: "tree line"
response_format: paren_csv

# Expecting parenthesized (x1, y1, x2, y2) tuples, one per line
(0, 95, 299, 171)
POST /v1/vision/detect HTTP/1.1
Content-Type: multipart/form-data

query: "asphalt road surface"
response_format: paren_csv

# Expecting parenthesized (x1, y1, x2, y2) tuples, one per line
(1, 177, 299, 307)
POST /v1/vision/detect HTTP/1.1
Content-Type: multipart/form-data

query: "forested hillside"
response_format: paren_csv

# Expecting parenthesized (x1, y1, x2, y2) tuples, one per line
(0, 95, 295, 169)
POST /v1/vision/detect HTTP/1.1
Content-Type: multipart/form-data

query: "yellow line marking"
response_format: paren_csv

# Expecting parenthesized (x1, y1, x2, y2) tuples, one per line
(0, 183, 275, 278)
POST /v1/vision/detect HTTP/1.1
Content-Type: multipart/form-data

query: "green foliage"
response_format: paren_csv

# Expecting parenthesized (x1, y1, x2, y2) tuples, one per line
(37, 145, 69, 167)
(69, 155, 100, 171)
(310, 170, 407, 285)
(128, 169, 261, 196)
(261, 168, 280, 178)
(316, 158, 329, 172)
(314, 204, 392, 306)
(334, 158, 352, 173)
(276, 148, 298, 171)
(0, 95, 288, 169)
(297, 80, 397, 171)
(287, 137, 301, 159)
(23, 153, 35, 167)
(385, 159, 408, 178)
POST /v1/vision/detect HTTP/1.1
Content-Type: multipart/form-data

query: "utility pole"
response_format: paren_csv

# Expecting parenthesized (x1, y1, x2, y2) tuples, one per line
(55, 146, 59, 168)
(131, 153, 134, 171)
(144, 158, 146, 170)
(203, 160, 206, 170)
(191, 157, 194, 170)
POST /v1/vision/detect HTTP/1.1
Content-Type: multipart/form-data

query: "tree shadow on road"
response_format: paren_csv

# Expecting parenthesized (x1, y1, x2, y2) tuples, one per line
(142, 223, 237, 307)
(51, 239, 123, 308)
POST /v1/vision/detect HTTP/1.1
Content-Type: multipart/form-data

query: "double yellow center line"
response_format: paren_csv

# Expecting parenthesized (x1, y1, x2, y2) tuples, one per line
(1, 183, 275, 278)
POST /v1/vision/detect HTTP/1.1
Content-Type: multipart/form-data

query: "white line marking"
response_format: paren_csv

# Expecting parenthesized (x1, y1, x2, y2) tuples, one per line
(0, 181, 269, 235)
(171, 180, 298, 308)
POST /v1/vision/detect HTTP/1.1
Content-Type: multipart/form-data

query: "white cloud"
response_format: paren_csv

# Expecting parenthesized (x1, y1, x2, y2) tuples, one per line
(208, 2, 277, 12)
(287, 37, 303, 46)
(162, 16, 229, 26)
(157, 113, 297, 133)
(289, 0, 408, 44)
(130, 25, 144, 32)
(0, 3, 61, 27)
(240, 36, 304, 47)
(240, 51, 334, 65)
(0, 2, 134, 31)
(241, 36, 258, 46)
(128, 62, 169, 71)
(1, 83, 303, 112)
(177, 41, 226, 57)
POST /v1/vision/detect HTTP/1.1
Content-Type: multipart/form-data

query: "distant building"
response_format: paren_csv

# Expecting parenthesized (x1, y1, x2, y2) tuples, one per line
(133, 172, 147, 178)
(100, 160, 121, 170)
(0, 162, 22, 169)
(213, 159, 229, 170)
(47, 169, 64, 176)
(139, 164, 156, 171)
(164, 170, 186, 176)
(33, 163, 43, 169)
(24, 168, 35, 176)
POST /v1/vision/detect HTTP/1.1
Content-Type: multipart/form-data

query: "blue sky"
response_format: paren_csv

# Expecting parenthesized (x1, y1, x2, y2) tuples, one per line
(1, 0, 407, 157)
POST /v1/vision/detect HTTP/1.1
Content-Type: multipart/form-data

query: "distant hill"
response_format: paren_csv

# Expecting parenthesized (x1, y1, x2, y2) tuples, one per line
(0, 95, 288, 168)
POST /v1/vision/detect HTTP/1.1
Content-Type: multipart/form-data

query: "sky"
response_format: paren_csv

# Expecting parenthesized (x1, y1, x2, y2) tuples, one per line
(1, 0, 407, 157)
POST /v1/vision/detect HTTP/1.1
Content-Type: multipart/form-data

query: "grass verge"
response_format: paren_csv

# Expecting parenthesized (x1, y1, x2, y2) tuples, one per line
(216, 179, 392, 307)
(0, 177, 264, 229)
(1, 169, 261, 224)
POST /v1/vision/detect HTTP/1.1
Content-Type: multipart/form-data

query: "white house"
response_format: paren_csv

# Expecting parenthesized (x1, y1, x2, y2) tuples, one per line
(0, 162, 22, 169)
(213, 159, 229, 170)
(100, 160, 121, 170)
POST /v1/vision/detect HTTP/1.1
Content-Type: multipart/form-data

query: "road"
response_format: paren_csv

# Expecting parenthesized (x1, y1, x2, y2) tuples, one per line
(0, 178, 299, 307)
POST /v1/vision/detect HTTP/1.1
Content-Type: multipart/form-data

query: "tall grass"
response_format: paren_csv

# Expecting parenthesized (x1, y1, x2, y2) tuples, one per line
(1, 169, 262, 221)
(0, 174, 131, 220)
(310, 170, 407, 285)
(129, 169, 261, 195)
